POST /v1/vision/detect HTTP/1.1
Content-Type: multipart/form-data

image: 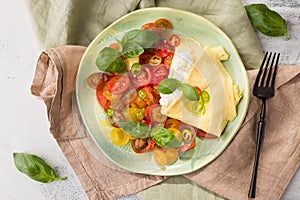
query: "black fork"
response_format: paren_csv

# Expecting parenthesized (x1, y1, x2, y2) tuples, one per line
(248, 52, 280, 198)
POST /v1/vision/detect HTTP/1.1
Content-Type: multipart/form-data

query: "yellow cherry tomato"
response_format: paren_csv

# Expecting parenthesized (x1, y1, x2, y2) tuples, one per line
(168, 128, 183, 143)
(164, 118, 180, 129)
(110, 128, 130, 146)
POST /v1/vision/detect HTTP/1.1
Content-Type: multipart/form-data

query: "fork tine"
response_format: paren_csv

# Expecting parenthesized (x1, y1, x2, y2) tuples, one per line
(260, 52, 273, 87)
(254, 52, 269, 87)
(265, 53, 277, 87)
(271, 53, 280, 88)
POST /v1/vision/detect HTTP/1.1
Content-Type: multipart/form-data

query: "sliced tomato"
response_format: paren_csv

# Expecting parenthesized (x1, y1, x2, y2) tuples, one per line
(96, 82, 111, 111)
(107, 110, 126, 127)
(141, 22, 156, 30)
(154, 18, 172, 29)
(140, 86, 159, 105)
(151, 64, 169, 86)
(179, 123, 197, 144)
(106, 75, 130, 94)
(145, 104, 167, 125)
(109, 42, 120, 51)
(179, 141, 196, 153)
(152, 40, 174, 58)
(196, 129, 218, 139)
(167, 34, 180, 47)
(131, 138, 150, 153)
(139, 51, 153, 64)
(164, 118, 180, 129)
(120, 87, 137, 105)
(129, 65, 152, 88)
(163, 53, 174, 67)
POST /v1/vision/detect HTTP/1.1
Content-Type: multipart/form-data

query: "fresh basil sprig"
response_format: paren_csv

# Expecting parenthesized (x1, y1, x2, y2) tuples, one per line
(245, 4, 288, 40)
(118, 121, 151, 138)
(157, 78, 200, 101)
(117, 122, 181, 148)
(150, 127, 182, 148)
(13, 152, 67, 183)
(96, 29, 159, 74)
(95, 47, 125, 73)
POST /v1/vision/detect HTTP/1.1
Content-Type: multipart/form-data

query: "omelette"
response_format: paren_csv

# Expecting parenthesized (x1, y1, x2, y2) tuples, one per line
(159, 38, 243, 137)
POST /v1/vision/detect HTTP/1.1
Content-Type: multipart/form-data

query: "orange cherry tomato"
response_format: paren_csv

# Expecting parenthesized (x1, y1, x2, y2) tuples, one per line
(154, 18, 172, 29)
(164, 118, 180, 129)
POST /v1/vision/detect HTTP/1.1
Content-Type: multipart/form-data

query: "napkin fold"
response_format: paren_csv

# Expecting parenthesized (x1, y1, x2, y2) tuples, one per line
(31, 45, 300, 200)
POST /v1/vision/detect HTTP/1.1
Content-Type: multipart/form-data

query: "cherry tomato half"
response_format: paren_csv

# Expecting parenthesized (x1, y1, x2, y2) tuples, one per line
(151, 64, 170, 86)
(167, 34, 180, 47)
(152, 40, 174, 58)
(110, 127, 130, 146)
(131, 138, 150, 153)
(196, 129, 218, 139)
(96, 82, 111, 111)
(129, 65, 152, 88)
(141, 22, 156, 30)
(154, 18, 172, 29)
(106, 75, 130, 94)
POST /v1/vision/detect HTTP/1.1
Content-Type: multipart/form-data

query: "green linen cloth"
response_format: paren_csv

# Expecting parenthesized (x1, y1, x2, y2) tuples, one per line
(25, 0, 263, 199)
(25, 0, 263, 69)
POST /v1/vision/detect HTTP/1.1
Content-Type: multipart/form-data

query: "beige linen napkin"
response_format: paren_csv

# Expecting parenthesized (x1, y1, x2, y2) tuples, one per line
(31, 45, 300, 200)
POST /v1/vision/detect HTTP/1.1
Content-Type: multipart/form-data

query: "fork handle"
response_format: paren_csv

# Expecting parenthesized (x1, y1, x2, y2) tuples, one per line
(248, 100, 266, 198)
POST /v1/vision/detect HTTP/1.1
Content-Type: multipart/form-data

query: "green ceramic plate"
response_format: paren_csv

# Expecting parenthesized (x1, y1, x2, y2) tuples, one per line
(76, 7, 249, 176)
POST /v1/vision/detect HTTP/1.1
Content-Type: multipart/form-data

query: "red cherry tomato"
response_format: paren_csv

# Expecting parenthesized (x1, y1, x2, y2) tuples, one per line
(167, 34, 180, 47)
(140, 86, 159, 105)
(96, 82, 111, 111)
(152, 40, 174, 58)
(131, 138, 150, 153)
(139, 51, 153, 64)
(151, 64, 170, 86)
(106, 75, 130, 94)
(163, 53, 174, 67)
(120, 87, 137, 105)
(196, 129, 218, 139)
(129, 65, 152, 88)
(179, 141, 196, 153)
(141, 22, 156, 30)
(145, 104, 167, 126)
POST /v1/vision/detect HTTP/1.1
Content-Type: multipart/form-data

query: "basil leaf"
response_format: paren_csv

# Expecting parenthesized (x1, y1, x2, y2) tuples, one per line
(123, 43, 144, 58)
(13, 152, 67, 183)
(150, 127, 181, 148)
(96, 47, 125, 73)
(121, 29, 160, 49)
(180, 83, 200, 101)
(245, 4, 288, 40)
(118, 122, 151, 138)
(157, 78, 179, 94)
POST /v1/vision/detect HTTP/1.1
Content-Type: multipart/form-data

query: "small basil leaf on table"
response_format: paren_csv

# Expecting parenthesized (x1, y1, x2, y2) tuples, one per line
(245, 4, 288, 40)
(157, 78, 179, 94)
(150, 127, 182, 148)
(180, 83, 200, 101)
(13, 152, 67, 183)
(118, 122, 151, 138)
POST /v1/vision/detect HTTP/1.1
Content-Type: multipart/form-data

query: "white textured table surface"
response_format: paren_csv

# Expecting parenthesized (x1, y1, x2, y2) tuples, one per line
(0, 0, 299, 200)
